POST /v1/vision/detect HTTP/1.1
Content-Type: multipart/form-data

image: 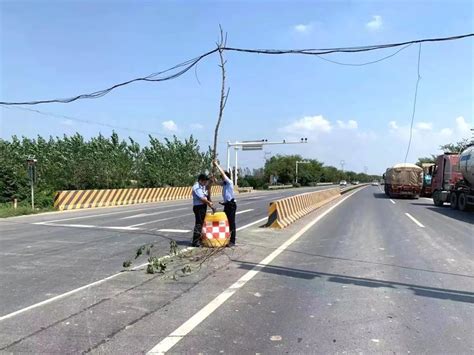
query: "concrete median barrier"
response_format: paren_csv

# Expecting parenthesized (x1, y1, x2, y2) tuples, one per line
(266, 188, 340, 228)
(53, 185, 224, 211)
(265, 184, 367, 228)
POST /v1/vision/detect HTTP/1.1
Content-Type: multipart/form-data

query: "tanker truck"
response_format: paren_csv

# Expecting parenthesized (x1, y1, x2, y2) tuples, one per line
(432, 145, 474, 211)
(383, 163, 423, 198)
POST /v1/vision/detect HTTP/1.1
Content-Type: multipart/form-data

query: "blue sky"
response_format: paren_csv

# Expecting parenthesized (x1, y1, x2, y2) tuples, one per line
(1, 0, 472, 174)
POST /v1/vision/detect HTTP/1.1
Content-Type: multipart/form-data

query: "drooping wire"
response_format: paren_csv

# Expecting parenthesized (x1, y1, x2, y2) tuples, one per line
(316, 43, 413, 66)
(223, 33, 473, 56)
(404, 43, 422, 163)
(0, 33, 472, 106)
(0, 48, 218, 106)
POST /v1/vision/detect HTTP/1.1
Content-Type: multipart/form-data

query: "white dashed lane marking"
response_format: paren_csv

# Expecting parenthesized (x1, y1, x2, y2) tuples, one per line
(405, 213, 425, 228)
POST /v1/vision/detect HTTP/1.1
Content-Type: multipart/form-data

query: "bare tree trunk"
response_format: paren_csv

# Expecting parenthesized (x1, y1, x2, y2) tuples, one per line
(212, 25, 230, 173)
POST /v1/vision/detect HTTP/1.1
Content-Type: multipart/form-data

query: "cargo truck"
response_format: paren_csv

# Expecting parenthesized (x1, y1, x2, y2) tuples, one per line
(432, 145, 474, 211)
(383, 163, 423, 198)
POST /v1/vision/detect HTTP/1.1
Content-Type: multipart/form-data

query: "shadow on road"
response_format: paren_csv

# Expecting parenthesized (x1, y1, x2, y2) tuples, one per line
(237, 261, 474, 304)
(409, 202, 434, 207)
(239, 245, 474, 279)
(417, 206, 474, 224)
(372, 192, 388, 199)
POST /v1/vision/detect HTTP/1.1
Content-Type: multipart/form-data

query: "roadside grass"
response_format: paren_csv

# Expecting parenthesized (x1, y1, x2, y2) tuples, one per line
(0, 203, 54, 218)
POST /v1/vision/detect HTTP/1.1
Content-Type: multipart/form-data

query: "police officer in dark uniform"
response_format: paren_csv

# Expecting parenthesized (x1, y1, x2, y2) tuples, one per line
(191, 174, 213, 247)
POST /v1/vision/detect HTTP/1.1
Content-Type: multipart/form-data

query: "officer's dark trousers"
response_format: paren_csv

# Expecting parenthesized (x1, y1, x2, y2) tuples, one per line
(192, 205, 207, 246)
(224, 200, 237, 244)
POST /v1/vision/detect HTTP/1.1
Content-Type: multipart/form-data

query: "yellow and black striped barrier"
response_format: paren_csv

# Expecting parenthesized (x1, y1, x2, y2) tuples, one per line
(53, 185, 224, 211)
(266, 188, 340, 229)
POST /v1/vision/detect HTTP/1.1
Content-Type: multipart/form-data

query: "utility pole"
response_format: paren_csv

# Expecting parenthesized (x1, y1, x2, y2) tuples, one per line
(364, 166, 368, 175)
(340, 160, 345, 172)
(234, 147, 239, 186)
(26, 156, 37, 210)
(295, 160, 310, 184)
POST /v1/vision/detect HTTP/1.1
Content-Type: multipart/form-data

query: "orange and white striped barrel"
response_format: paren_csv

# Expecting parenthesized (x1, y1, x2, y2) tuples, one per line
(201, 212, 230, 247)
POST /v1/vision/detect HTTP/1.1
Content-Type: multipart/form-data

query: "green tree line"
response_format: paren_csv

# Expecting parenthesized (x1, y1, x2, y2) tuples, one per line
(0, 132, 211, 207)
(239, 154, 380, 189)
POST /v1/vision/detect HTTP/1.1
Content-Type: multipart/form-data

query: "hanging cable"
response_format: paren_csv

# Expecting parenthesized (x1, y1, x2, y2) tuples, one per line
(404, 43, 422, 163)
(316, 43, 413, 66)
(223, 33, 473, 56)
(0, 33, 472, 106)
(0, 48, 218, 106)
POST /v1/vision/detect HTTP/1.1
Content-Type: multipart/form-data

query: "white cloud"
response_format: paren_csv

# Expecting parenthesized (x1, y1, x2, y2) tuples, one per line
(162, 120, 178, 132)
(61, 119, 74, 126)
(282, 115, 332, 133)
(366, 15, 383, 31)
(190, 123, 204, 130)
(415, 122, 432, 131)
(440, 128, 453, 136)
(389, 121, 398, 130)
(293, 23, 312, 34)
(337, 120, 358, 129)
(455, 116, 471, 133)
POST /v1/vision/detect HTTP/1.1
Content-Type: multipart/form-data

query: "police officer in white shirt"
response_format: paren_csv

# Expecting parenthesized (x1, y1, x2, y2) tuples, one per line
(212, 160, 237, 246)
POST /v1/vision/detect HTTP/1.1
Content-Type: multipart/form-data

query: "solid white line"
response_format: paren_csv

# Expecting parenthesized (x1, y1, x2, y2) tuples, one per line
(120, 208, 188, 220)
(0, 209, 288, 323)
(127, 214, 193, 228)
(405, 213, 425, 228)
(389, 199, 396, 204)
(147, 187, 365, 354)
(0, 265, 142, 322)
(35, 202, 190, 224)
(236, 217, 267, 231)
(0, 247, 195, 322)
(236, 209, 254, 215)
(156, 229, 191, 233)
(120, 213, 149, 220)
(39, 223, 95, 228)
(33, 223, 141, 231)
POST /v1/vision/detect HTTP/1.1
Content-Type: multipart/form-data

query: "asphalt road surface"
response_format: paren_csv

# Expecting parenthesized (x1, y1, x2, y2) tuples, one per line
(1, 185, 472, 354)
(0, 186, 331, 317)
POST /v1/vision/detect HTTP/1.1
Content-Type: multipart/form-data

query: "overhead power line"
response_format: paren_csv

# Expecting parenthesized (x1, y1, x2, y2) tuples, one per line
(0, 48, 218, 106)
(316, 43, 413, 66)
(404, 43, 423, 163)
(0, 33, 472, 106)
(223, 33, 473, 56)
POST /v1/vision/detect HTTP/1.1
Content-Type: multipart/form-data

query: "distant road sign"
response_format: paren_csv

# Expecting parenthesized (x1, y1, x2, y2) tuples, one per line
(242, 145, 263, 151)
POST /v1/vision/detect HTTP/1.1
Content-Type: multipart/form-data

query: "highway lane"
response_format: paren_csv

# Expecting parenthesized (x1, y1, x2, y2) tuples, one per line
(0, 186, 333, 317)
(2, 185, 471, 353)
(152, 186, 473, 354)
